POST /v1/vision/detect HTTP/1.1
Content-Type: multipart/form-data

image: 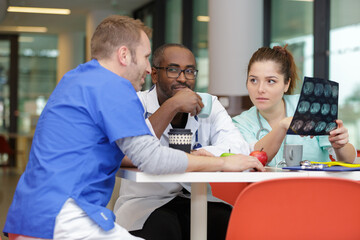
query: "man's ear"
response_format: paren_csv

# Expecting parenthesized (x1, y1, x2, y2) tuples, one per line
(151, 67, 158, 84)
(118, 46, 131, 66)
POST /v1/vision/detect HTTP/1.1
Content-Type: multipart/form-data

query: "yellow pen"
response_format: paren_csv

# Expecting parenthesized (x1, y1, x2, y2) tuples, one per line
(310, 161, 360, 168)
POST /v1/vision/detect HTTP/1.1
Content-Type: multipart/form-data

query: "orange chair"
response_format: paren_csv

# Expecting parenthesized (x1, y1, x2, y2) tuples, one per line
(226, 177, 360, 240)
(210, 182, 251, 205)
(0, 135, 14, 167)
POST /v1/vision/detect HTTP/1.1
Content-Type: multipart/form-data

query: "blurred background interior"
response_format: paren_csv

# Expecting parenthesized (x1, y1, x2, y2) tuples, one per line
(0, 0, 359, 238)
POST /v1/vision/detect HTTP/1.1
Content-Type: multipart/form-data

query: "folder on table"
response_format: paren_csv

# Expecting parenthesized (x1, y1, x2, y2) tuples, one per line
(283, 166, 360, 171)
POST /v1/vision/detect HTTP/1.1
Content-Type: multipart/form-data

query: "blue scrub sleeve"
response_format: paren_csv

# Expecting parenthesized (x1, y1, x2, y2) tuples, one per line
(92, 79, 151, 143)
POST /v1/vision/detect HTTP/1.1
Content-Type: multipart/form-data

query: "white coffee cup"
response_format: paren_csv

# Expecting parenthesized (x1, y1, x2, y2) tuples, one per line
(197, 92, 212, 118)
(284, 144, 303, 167)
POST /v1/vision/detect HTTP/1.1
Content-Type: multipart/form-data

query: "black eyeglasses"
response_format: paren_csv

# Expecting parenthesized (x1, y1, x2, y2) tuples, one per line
(154, 66, 198, 80)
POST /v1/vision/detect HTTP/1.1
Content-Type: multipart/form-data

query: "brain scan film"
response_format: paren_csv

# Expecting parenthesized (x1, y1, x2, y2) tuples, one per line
(287, 77, 339, 135)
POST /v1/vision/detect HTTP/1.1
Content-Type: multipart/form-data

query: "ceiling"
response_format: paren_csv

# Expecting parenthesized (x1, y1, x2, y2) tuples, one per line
(0, 0, 151, 34)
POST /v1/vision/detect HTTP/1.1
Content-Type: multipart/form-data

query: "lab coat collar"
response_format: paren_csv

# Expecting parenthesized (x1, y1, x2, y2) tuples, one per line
(146, 86, 200, 141)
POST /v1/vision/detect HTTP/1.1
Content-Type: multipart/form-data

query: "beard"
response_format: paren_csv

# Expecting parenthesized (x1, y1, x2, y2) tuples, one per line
(124, 60, 148, 91)
(134, 72, 147, 91)
(157, 82, 192, 100)
(171, 82, 192, 91)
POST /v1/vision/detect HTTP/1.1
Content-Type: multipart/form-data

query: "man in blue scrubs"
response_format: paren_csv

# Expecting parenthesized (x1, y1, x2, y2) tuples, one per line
(3, 15, 264, 240)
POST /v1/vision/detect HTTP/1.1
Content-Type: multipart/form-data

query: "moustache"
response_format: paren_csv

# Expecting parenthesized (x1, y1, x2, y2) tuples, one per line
(171, 83, 191, 90)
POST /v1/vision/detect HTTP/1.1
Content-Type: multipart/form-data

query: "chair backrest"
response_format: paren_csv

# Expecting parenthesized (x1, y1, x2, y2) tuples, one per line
(226, 177, 360, 240)
(0, 135, 13, 155)
(210, 182, 251, 205)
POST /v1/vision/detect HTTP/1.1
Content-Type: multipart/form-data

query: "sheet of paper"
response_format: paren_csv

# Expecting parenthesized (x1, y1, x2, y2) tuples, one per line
(287, 77, 339, 136)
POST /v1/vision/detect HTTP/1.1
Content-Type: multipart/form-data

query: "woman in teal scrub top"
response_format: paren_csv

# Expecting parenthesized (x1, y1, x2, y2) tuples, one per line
(232, 45, 356, 167)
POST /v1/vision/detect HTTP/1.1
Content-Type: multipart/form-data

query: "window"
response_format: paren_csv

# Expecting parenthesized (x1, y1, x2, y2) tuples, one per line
(18, 34, 58, 133)
(0, 38, 11, 132)
(268, 0, 360, 149)
(270, 0, 314, 94)
(330, 0, 360, 149)
(135, 0, 210, 92)
(192, 0, 209, 92)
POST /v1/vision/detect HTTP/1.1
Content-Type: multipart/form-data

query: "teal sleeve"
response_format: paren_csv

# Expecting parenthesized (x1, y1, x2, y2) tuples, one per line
(317, 135, 331, 149)
(232, 113, 258, 145)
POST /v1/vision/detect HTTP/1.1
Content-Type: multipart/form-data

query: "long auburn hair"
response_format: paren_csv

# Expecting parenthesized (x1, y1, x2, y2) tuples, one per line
(247, 45, 299, 94)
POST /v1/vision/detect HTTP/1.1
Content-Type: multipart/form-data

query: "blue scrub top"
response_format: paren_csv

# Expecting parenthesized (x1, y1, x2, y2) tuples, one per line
(232, 94, 331, 167)
(4, 59, 151, 238)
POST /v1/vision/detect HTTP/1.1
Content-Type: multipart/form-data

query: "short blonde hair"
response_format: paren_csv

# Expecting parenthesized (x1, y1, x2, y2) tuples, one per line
(91, 15, 152, 60)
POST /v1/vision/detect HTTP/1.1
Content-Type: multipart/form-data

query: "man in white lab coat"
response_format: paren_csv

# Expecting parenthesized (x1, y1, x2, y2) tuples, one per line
(114, 43, 253, 240)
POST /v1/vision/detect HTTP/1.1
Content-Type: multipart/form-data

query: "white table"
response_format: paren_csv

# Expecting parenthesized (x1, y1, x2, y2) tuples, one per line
(117, 167, 360, 240)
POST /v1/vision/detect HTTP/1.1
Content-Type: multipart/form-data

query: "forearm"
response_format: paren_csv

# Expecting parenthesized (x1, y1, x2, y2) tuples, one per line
(148, 99, 179, 139)
(186, 152, 266, 172)
(118, 136, 227, 173)
(186, 154, 224, 172)
(334, 143, 357, 163)
(117, 135, 227, 173)
(254, 124, 288, 160)
(117, 135, 265, 173)
(116, 135, 188, 174)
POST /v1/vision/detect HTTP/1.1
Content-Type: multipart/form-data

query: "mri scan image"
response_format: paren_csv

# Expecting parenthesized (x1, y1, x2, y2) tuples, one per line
(303, 81, 314, 95)
(332, 85, 338, 98)
(331, 104, 337, 116)
(303, 120, 315, 132)
(314, 83, 324, 96)
(324, 84, 332, 97)
(315, 121, 326, 132)
(326, 122, 337, 133)
(290, 120, 304, 132)
(321, 104, 330, 115)
(310, 103, 321, 114)
(298, 101, 310, 114)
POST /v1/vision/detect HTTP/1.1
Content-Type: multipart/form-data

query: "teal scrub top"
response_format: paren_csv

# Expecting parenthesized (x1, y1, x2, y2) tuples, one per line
(232, 94, 331, 167)
(4, 59, 152, 238)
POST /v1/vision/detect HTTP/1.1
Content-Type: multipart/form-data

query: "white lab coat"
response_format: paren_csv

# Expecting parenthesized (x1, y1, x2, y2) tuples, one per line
(114, 86, 251, 231)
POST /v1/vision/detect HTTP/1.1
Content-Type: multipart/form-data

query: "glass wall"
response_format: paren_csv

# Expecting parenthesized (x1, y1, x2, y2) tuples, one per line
(330, 0, 360, 149)
(0, 39, 10, 132)
(270, 0, 314, 94)
(134, 4, 154, 91)
(18, 34, 58, 134)
(165, 0, 182, 44)
(192, 0, 209, 92)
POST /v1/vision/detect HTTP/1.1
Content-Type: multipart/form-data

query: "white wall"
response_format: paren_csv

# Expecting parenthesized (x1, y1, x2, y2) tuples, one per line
(208, 0, 263, 96)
